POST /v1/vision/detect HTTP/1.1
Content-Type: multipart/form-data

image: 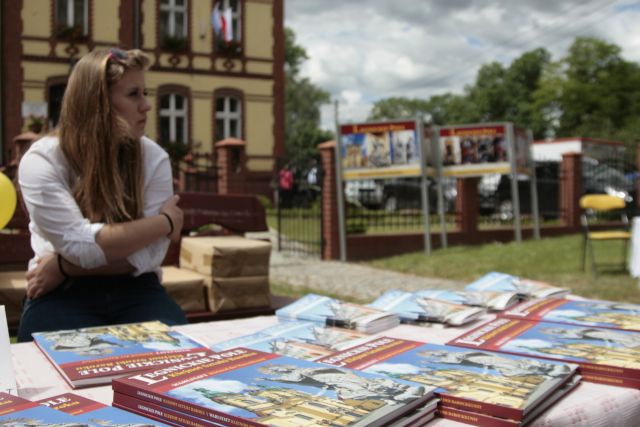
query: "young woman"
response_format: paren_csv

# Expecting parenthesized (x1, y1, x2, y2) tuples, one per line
(17, 48, 187, 342)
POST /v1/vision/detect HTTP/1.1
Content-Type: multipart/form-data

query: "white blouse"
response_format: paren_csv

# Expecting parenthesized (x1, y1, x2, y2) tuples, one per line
(18, 135, 172, 277)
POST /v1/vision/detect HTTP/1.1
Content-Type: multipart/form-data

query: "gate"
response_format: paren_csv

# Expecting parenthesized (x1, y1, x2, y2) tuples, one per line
(275, 158, 324, 258)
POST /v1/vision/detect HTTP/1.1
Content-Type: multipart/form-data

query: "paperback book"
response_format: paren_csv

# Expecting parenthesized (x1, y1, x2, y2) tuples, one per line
(448, 317, 640, 388)
(465, 272, 569, 299)
(211, 320, 372, 361)
(501, 297, 640, 332)
(32, 320, 211, 388)
(0, 306, 17, 395)
(112, 347, 436, 427)
(414, 289, 520, 311)
(369, 290, 486, 326)
(0, 392, 90, 426)
(275, 293, 400, 333)
(317, 336, 579, 426)
(36, 392, 171, 426)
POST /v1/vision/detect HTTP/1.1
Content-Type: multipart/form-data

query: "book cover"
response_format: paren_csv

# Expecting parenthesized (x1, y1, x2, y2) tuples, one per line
(0, 392, 90, 426)
(114, 392, 226, 427)
(211, 320, 372, 361)
(36, 392, 171, 426)
(112, 348, 434, 427)
(32, 321, 211, 388)
(501, 297, 640, 332)
(113, 392, 436, 427)
(464, 272, 569, 299)
(448, 317, 640, 388)
(0, 306, 17, 396)
(438, 373, 581, 427)
(415, 289, 520, 311)
(369, 290, 486, 326)
(275, 293, 399, 334)
(317, 336, 578, 422)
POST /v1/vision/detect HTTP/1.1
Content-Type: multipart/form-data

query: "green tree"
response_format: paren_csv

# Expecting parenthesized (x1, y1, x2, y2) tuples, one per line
(284, 28, 333, 172)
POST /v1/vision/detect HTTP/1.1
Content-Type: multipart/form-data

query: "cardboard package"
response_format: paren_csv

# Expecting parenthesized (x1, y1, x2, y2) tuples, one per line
(160, 266, 207, 312)
(203, 275, 271, 312)
(0, 271, 27, 326)
(179, 236, 271, 278)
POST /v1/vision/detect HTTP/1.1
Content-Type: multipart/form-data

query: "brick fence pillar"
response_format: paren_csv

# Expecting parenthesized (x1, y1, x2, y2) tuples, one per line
(215, 138, 247, 194)
(455, 177, 479, 235)
(560, 152, 582, 230)
(318, 140, 340, 260)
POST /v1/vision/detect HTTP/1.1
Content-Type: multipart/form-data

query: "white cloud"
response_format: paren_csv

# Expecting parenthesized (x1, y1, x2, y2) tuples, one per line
(285, 0, 640, 124)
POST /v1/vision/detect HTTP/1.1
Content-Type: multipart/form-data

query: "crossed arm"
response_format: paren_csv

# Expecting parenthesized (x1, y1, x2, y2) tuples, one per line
(19, 139, 183, 299)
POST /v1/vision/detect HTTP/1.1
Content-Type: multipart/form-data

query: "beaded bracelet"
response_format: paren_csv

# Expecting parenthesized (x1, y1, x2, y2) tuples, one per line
(57, 253, 70, 279)
(161, 212, 174, 237)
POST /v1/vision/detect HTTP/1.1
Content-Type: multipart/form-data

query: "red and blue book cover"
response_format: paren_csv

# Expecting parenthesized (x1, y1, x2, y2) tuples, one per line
(500, 297, 640, 332)
(317, 336, 579, 426)
(112, 347, 434, 427)
(448, 317, 640, 388)
(0, 392, 89, 425)
(36, 392, 172, 426)
(32, 320, 212, 388)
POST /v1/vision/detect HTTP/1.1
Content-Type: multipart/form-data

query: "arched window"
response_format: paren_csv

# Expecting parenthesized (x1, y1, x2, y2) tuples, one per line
(214, 92, 242, 141)
(160, 0, 188, 50)
(159, 93, 188, 143)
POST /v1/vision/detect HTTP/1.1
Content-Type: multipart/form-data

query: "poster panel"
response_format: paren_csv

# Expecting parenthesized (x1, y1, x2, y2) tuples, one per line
(436, 124, 511, 177)
(340, 121, 421, 180)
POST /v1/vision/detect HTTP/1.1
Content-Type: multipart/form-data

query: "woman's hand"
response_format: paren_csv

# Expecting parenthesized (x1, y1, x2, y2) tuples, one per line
(25, 253, 65, 299)
(160, 195, 183, 242)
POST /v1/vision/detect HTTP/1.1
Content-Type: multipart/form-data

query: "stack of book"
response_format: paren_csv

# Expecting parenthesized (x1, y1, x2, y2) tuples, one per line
(112, 347, 439, 427)
(369, 289, 486, 326)
(500, 297, 640, 332)
(317, 336, 581, 427)
(32, 320, 211, 388)
(276, 293, 400, 333)
(414, 288, 521, 311)
(448, 317, 640, 388)
(465, 272, 569, 299)
(212, 320, 373, 361)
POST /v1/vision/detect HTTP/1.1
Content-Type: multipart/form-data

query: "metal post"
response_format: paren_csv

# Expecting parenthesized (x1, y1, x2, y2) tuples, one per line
(506, 123, 522, 242)
(334, 100, 347, 261)
(418, 117, 431, 255)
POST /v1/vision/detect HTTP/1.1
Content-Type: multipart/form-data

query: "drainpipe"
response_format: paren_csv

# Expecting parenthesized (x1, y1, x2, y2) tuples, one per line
(133, 0, 140, 48)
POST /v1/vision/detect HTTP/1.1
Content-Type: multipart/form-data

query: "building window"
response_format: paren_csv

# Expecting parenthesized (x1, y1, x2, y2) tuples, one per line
(215, 94, 242, 141)
(213, 0, 242, 55)
(55, 0, 88, 39)
(160, 0, 188, 51)
(159, 93, 188, 144)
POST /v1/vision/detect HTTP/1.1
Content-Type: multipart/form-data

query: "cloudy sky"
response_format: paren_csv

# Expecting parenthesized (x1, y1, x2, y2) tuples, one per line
(284, 0, 640, 130)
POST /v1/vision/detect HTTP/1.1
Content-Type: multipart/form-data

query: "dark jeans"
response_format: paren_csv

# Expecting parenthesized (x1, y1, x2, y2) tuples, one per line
(17, 272, 187, 342)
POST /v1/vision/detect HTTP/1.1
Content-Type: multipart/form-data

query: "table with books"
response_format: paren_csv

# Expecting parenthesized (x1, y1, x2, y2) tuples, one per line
(6, 271, 640, 426)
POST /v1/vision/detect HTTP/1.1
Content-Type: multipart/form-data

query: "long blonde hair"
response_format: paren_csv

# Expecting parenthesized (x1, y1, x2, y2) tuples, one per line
(58, 48, 150, 223)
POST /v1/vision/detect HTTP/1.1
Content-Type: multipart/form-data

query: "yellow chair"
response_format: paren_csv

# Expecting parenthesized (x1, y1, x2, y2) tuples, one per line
(580, 194, 631, 277)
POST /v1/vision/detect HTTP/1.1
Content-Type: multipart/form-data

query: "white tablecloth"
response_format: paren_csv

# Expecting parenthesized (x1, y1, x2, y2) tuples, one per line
(629, 217, 640, 278)
(11, 316, 640, 427)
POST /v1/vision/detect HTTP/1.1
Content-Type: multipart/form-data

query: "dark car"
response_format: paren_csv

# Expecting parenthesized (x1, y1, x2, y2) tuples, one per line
(487, 159, 635, 220)
(346, 177, 456, 213)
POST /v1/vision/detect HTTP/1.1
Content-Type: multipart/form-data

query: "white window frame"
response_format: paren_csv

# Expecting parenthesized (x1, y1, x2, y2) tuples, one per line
(160, 93, 188, 143)
(216, 96, 242, 140)
(56, 0, 88, 36)
(160, 0, 188, 38)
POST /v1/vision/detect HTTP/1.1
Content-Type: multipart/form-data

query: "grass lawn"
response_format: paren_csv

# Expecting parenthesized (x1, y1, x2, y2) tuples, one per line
(364, 233, 640, 304)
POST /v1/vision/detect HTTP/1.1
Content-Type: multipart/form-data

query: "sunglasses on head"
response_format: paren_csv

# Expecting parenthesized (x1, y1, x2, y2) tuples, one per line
(108, 48, 128, 62)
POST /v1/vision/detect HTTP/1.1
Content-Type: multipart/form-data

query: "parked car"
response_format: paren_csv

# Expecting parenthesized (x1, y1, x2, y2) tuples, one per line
(345, 177, 457, 213)
(486, 158, 635, 221)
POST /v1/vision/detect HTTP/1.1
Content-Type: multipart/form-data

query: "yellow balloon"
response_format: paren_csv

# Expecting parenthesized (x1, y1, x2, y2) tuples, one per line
(0, 171, 17, 229)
